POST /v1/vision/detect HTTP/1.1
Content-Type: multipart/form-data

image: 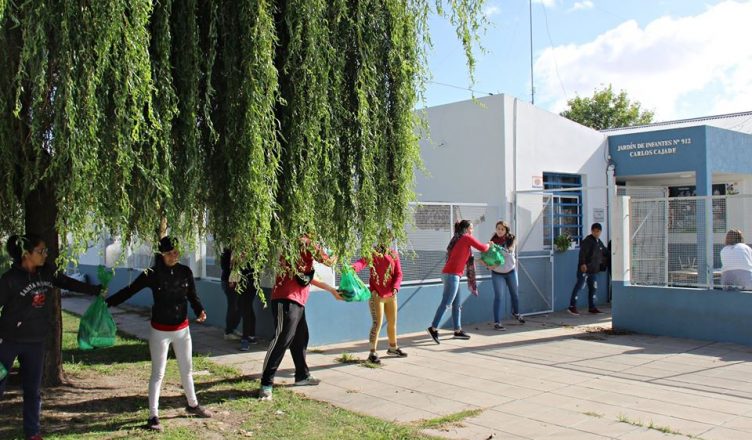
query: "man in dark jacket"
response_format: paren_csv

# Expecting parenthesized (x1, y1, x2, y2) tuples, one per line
(568, 223, 607, 315)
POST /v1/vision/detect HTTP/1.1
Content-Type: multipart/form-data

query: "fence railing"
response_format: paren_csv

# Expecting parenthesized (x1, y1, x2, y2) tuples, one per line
(629, 194, 752, 290)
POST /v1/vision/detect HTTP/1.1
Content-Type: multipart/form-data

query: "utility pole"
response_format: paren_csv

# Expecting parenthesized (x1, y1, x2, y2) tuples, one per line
(529, 0, 535, 105)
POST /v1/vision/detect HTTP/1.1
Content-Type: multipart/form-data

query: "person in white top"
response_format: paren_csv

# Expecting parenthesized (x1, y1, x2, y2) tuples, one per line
(720, 229, 752, 290)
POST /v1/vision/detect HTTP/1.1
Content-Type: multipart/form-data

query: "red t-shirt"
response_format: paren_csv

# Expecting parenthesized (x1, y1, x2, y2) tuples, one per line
(272, 245, 329, 306)
(442, 234, 490, 276)
(352, 250, 403, 298)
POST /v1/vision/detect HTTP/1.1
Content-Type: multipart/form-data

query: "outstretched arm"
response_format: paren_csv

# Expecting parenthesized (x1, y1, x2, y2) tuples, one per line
(105, 271, 151, 307)
(311, 278, 342, 301)
(53, 272, 103, 296)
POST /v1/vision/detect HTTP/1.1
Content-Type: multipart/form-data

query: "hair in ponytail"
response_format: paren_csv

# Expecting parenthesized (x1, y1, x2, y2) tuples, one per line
(6, 234, 43, 264)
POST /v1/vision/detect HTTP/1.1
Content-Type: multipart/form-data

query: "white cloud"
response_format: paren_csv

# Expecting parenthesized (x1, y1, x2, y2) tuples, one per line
(534, 0, 752, 121)
(533, 0, 558, 7)
(483, 5, 501, 18)
(570, 1, 594, 12)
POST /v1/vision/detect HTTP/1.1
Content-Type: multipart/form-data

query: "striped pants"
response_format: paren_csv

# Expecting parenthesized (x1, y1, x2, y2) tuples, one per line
(260, 299, 309, 387)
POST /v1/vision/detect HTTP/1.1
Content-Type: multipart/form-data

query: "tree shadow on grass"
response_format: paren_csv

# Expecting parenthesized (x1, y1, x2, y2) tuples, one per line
(1, 374, 265, 439)
(62, 342, 151, 366)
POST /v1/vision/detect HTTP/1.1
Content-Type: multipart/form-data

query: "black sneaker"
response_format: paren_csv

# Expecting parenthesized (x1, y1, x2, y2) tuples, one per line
(453, 330, 471, 340)
(568, 306, 580, 316)
(493, 323, 506, 331)
(146, 416, 162, 431)
(367, 352, 381, 364)
(588, 308, 602, 314)
(427, 327, 440, 344)
(386, 347, 407, 357)
(185, 404, 212, 418)
(513, 313, 526, 324)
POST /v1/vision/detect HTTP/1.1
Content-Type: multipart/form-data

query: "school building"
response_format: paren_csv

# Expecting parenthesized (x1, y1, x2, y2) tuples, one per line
(73, 95, 752, 347)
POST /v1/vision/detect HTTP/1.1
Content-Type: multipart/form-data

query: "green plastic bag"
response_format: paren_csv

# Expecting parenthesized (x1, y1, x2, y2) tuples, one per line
(338, 268, 371, 302)
(78, 296, 117, 350)
(481, 243, 506, 267)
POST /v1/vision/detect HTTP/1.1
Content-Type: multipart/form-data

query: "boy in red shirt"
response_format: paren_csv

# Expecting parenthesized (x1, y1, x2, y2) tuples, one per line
(259, 237, 341, 401)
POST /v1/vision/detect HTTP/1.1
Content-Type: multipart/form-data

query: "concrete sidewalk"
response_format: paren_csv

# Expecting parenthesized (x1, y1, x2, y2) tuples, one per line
(64, 295, 752, 440)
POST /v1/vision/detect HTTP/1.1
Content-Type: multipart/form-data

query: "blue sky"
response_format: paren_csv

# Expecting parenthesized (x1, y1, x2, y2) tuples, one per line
(424, 0, 752, 121)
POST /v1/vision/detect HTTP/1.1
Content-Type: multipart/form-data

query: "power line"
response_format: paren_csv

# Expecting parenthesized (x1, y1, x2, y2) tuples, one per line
(427, 80, 495, 96)
(540, 3, 569, 101)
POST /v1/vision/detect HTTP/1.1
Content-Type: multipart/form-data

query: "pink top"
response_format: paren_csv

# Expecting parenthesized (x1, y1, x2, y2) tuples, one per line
(352, 250, 403, 298)
(442, 234, 490, 275)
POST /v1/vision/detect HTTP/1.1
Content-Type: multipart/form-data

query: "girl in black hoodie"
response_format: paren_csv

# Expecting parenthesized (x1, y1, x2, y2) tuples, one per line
(0, 234, 103, 440)
(104, 236, 211, 431)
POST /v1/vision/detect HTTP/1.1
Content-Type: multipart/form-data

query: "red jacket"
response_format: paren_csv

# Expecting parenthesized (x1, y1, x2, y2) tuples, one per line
(352, 250, 403, 298)
(442, 234, 489, 276)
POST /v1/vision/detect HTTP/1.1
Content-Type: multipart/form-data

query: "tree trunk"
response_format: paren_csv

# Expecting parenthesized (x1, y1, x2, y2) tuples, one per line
(24, 182, 64, 387)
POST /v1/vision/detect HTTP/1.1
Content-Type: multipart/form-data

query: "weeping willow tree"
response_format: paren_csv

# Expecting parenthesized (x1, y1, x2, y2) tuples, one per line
(0, 0, 486, 385)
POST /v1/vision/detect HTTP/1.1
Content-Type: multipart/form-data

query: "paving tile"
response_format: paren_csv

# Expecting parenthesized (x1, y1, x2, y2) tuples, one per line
(61, 298, 752, 439)
(695, 427, 751, 440)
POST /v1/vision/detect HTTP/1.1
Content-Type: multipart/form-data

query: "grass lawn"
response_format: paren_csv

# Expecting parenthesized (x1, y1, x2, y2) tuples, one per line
(0, 311, 438, 440)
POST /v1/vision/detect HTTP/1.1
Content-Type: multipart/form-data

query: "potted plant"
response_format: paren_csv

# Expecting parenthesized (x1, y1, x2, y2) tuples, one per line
(554, 233, 571, 252)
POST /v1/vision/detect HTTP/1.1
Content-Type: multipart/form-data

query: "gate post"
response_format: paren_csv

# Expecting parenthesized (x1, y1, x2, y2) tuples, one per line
(612, 196, 631, 284)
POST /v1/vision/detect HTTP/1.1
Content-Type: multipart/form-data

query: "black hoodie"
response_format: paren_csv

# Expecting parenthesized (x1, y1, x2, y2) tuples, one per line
(578, 234, 607, 274)
(105, 260, 204, 329)
(0, 263, 101, 343)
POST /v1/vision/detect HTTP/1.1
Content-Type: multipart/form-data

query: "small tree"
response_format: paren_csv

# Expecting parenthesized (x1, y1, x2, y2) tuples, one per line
(560, 84, 654, 130)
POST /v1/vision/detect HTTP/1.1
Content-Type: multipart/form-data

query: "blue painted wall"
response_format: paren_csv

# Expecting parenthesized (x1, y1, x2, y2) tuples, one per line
(553, 249, 609, 311)
(77, 259, 608, 346)
(612, 282, 752, 346)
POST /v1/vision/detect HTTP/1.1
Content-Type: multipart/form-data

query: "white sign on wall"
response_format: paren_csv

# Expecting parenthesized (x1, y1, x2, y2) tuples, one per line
(532, 176, 543, 188)
(593, 208, 605, 222)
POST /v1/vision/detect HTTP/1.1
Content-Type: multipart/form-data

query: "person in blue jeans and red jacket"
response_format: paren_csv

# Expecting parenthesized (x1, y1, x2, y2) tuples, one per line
(0, 234, 104, 440)
(568, 223, 607, 315)
(427, 220, 491, 344)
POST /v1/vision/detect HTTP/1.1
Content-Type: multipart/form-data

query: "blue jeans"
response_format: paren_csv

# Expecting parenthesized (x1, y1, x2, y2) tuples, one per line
(431, 274, 463, 330)
(569, 271, 597, 309)
(491, 270, 519, 322)
(0, 339, 45, 437)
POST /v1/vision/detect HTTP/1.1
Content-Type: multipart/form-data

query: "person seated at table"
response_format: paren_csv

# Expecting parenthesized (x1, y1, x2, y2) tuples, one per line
(720, 229, 752, 290)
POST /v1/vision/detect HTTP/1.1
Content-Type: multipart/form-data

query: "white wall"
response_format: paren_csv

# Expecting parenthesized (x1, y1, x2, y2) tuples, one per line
(416, 94, 609, 248)
(504, 97, 609, 240)
(416, 96, 506, 206)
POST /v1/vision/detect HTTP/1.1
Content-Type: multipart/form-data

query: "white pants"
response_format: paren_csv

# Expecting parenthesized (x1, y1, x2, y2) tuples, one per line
(148, 326, 198, 417)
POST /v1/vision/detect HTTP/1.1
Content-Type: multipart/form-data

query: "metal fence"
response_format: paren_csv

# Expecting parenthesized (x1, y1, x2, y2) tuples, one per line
(629, 194, 752, 290)
(328, 202, 498, 286)
(397, 202, 498, 285)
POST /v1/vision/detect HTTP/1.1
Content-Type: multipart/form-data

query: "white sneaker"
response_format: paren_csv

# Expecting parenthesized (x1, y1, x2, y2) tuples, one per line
(224, 333, 241, 341)
(294, 375, 321, 386)
(259, 386, 273, 401)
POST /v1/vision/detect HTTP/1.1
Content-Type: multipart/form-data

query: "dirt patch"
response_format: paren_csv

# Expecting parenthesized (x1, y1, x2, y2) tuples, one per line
(0, 368, 251, 439)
